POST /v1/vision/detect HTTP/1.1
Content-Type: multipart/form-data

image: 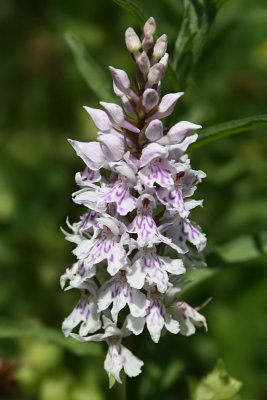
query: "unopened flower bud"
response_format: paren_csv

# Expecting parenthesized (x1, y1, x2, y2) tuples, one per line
(144, 17, 156, 36)
(142, 35, 154, 53)
(151, 34, 168, 64)
(142, 88, 159, 112)
(145, 63, 164, 88)
(125, 27, 142, 54)
(159, 53, 169, 73)
(136, 51, 150, 77)
(109, 66, 130, 94)
(145, 119, 163, 141)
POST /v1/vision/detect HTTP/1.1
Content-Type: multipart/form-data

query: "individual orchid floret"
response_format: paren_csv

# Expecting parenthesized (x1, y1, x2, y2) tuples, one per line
(62, 281, 101, 337)
(127, 245, 185, 293)
(172, 301, 207, 336)
(73, 216, 129, 277)
(72, 316, 144, 383)
(98, 270, 149, 323)
(127, 287, 180, 343)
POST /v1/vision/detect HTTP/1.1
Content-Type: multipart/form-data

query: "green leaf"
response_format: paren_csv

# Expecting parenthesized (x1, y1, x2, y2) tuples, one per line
(173, 0, 230, 87)
(191, 359, 242, 400)
(109, 374, 116, 389)
(0, 320, 102, 357)
(210, 231, 267, 264)
(111, 0, 146, 25)
(190, 114, 267, 150)
(65, 31, 115, 102)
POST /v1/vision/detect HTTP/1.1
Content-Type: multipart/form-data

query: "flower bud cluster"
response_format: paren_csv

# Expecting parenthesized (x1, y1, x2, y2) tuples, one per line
(61, 17, 207, 384)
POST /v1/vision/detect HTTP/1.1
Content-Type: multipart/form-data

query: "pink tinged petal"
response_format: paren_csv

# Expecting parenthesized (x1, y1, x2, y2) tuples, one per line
(83, 106, 111, 132)
(175, 302, 207, 336)
(100, 101, 125, 126)
(159, 53, 169, 73)
(145, 63, 164, 88)
(109, 67, 139, 101)
(161, 256, 185, 275)
(136, 51, 150, 77)
(72, 188, 104, 213)
(185, 199, 203, 211)
(167, 121, 201, 143)
(100, 180, 136, 216)
(147, 92, 184, 121)
(151, 34, 168, 64)
(97, 280, 114, 312)
(139, 158, 173, 189)
(146, 301, 165, 343)
(98, 133, 124, 162)
(157, 121, 201, 145)
(140, 142, 168, 167)
(164, 313, 180, 334)
(75, 167, 101, 186)
(181, 219, 207, 251)
(104, 343, 123, 383)
(144, 17, 156, 36)
(68, 139, 105, 170)
(127, 258, 146, 289)
(142, 89, 159, 112)
(125, 27, 141, 53)
(109, 66, 130, 93)
(145, 119, 163, 141)
(111, 284, 128, 323)
(142, 34, 154, 52)
(168, 134, 198, 158)
(121, 95, 135, 114)
(126, 315, 146, 335)
(128, 288, 148, 318)
(106, 243, 129, 276)
(62, 295, 101, 337)
(156, 187, 189, 217)
(121, 345, 144, 378)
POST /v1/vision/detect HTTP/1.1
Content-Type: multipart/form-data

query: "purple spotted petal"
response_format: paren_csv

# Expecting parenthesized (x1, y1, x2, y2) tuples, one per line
(138, 158, 173, 188)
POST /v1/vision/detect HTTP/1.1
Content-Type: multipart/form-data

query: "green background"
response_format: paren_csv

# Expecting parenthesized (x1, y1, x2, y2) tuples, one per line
(0, 0, 267, 399)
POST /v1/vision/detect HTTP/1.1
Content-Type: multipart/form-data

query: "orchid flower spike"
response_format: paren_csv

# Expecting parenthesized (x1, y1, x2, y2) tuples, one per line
(61, 17, 207, 385)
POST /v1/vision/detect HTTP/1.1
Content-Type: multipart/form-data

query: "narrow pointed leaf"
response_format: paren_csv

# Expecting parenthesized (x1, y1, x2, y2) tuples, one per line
(190, 114, 267, 150)
(172, 0, 230, 87)
(65, 31, 115, 102)
(111, 0, 146, 25)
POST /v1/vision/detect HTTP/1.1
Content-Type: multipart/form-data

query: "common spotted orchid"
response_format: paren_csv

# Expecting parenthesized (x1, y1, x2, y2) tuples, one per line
(61, 17, 207, 384)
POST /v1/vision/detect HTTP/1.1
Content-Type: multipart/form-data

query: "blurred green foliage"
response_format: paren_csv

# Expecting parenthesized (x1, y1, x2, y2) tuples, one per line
(0, 0, 267, 399)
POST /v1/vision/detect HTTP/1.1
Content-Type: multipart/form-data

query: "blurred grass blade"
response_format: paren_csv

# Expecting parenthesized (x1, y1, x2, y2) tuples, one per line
(65, 31, 115, 102)
(0, 320, 102, 357)
(111, 0, 146, 25)
(190, 114, 267, 150)
(173, 0, 230, 87)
